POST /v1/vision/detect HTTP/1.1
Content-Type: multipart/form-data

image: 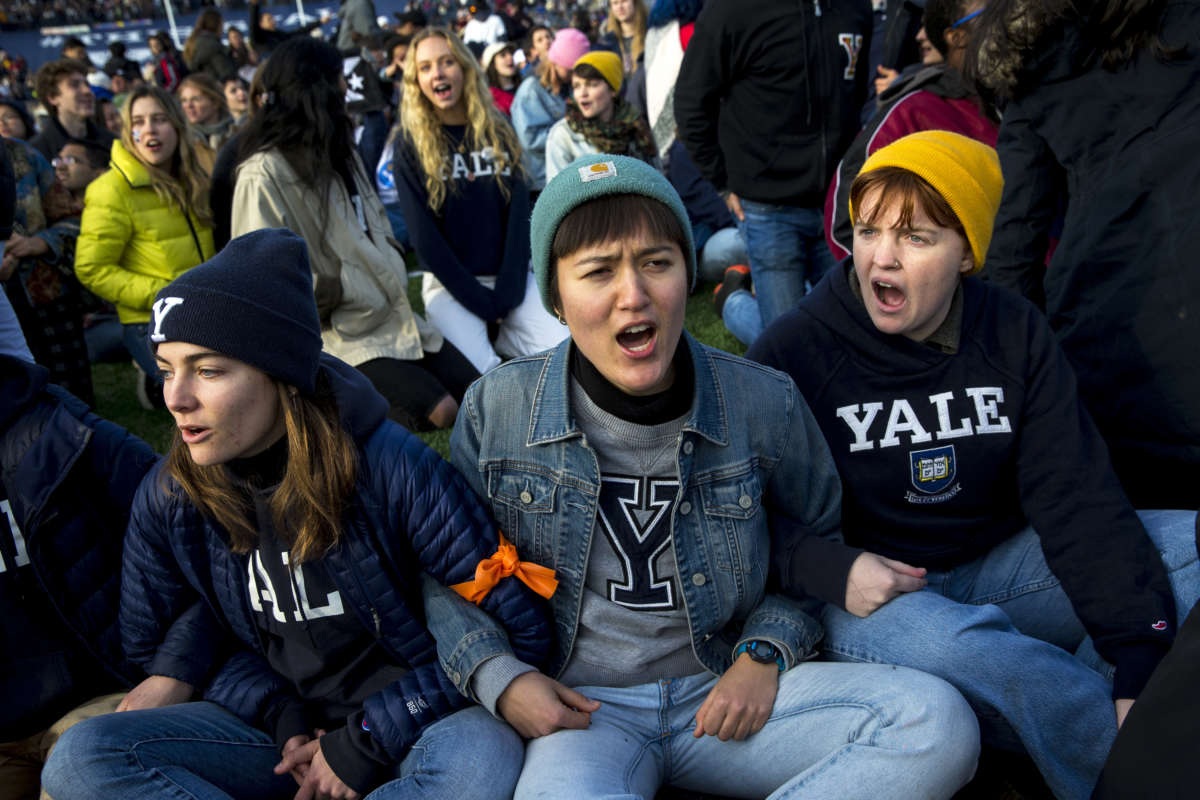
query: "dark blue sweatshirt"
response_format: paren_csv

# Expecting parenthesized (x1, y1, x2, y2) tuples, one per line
(393, 125, 529, 323)
(749, 264, 1176, 699)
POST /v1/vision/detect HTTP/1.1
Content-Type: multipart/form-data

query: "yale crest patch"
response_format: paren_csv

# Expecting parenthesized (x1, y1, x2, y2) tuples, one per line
(910, 445, 956, 495)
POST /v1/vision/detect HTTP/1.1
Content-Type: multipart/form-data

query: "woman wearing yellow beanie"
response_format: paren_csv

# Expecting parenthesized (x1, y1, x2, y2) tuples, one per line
(543, 50, 658, 182)
(749, 130, 1198, 800)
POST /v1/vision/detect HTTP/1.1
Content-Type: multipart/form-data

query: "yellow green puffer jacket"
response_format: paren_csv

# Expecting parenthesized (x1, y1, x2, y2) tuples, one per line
(76, 140, 214, 324)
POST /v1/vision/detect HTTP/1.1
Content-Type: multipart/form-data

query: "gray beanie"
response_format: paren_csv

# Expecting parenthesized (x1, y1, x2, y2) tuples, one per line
(530, 155, 695, 314)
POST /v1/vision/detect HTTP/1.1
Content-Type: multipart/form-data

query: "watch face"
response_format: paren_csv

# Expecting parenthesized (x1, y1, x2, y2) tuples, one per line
(749, 641, 777, 661)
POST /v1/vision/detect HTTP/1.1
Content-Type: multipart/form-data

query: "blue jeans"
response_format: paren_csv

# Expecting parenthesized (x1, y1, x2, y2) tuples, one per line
(122, 322, 159, 382)
(698, 226, 748, 283)
(42, 702, 523, 800)
(723, 201, 837, 346)
(514, 665, 979, 799)
(84, 314, 128, 363)
(820, 510, 1200, 800)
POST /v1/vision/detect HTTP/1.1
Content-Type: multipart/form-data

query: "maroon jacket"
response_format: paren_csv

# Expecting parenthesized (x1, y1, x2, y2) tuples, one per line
(824, 65, 997, 260)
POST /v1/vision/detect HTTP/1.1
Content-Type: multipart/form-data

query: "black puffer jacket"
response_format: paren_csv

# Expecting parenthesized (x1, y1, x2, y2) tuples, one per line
(983, 1, 1200, 509)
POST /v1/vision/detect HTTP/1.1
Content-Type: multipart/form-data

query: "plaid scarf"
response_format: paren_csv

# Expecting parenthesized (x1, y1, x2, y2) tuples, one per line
(565, 97, 658, 165)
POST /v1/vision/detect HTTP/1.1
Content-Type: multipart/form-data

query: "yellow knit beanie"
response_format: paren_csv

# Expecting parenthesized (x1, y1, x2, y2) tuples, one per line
(573, 50, 623, 94)
(853, 131, 1003, 274)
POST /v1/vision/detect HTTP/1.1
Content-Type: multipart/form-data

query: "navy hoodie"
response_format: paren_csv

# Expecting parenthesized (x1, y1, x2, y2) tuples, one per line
(749, 265, 1177, 699)
(393, 125, 529, 323)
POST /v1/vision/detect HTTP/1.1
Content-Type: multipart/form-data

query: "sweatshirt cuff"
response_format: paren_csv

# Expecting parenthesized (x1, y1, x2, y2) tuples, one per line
(777, 534, 863, 611)
(1110, 641, 1171, 701)
(471, 654, 537, 716)
(266, 697, 311, 751)
(320, 719, 389, 796)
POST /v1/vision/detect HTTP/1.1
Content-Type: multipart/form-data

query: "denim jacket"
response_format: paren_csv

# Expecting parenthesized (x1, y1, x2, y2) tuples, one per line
(446, 333, 843, 683)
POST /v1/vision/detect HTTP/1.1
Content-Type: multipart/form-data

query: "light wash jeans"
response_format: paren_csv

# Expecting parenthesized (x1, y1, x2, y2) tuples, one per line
(698, 226, 748, 284)
(41, 702, 523, 800)
(820, 510, 1200, 800)
(514, 664, 979, 800)
(722, 201, 838, 347)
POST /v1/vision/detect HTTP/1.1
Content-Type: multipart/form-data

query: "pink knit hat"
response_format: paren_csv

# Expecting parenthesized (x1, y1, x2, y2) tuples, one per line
(547, 28, 590, 70)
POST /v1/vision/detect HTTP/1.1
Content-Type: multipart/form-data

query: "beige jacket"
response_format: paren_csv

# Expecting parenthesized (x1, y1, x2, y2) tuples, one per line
(232, 149, 441, 366)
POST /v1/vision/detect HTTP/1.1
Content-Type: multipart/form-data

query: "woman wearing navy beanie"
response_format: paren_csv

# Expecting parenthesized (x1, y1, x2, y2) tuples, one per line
(43, 229, 553, 800)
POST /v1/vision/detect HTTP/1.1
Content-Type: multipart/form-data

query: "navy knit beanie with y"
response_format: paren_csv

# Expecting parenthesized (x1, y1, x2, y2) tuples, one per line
(149, 228, 324, 392)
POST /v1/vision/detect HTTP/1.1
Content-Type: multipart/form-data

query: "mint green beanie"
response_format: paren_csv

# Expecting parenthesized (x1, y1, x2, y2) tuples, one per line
(530, 154, 696, 314)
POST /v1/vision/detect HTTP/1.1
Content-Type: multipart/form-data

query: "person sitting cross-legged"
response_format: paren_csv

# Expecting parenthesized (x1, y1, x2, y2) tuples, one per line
(748, 131, 1199, 800)
(444, 154, 981, 800)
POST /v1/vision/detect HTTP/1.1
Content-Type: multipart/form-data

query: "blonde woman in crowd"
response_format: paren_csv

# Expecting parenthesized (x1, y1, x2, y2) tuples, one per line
(74, 85, 214, 406)
(394, 27, 565, 374)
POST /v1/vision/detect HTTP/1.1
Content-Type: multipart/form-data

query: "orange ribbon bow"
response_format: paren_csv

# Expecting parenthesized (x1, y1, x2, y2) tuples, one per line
(451, 532, 558, 605)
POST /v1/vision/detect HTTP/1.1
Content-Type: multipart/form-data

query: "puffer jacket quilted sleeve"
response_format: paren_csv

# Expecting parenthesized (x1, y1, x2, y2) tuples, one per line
(351, 422, 550, 759)
(75, 141, 213, 324)
(120, 464, 228, 689)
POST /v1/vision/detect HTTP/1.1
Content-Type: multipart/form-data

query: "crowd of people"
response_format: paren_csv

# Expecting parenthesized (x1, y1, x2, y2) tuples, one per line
(1, 0, 1198, 799)
(0, 0, 157, 29)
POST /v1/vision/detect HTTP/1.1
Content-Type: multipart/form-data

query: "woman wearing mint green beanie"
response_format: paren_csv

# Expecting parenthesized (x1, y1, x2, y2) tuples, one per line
(446, 153, 980, 799)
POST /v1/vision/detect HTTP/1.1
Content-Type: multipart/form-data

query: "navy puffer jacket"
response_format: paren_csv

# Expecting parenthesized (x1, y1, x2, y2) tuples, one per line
(0, 356, 158, 740)
(120, 355, 550, 759)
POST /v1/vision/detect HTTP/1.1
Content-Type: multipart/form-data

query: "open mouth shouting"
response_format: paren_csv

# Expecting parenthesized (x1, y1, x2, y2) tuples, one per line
(872, 279, 906, 311)
(617, 322, 657, 356)
(431, 81, 455, 103)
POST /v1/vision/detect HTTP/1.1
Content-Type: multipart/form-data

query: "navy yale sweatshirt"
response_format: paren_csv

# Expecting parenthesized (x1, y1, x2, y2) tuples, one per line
(749, 264, 1176, 699)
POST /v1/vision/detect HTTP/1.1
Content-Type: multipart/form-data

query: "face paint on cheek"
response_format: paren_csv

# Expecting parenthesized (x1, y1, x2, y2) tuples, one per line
(132, 128, 141, 142)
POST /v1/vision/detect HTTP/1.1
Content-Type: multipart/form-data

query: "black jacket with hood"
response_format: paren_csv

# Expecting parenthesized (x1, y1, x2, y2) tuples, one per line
(673, 0, 874, 206)
(982, 1, 1200, 509)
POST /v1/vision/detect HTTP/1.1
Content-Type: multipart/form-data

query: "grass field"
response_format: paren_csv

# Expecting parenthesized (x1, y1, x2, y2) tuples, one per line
(87, 276, 1050, 799)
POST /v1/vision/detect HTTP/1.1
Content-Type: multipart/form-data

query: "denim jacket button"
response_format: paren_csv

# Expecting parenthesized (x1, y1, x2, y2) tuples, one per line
(520, 490, 533, 504)
(691, 573, 706, 586)
(682, 441, 694, 455)
(679, 501, 692, 515)
(452, 671, 461, 683)
(738, 494, 753, 509)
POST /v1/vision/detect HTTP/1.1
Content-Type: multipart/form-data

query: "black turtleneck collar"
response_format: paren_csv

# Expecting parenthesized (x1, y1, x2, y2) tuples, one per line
(224, 434, 288, 490)
(570, 339, 694, 426)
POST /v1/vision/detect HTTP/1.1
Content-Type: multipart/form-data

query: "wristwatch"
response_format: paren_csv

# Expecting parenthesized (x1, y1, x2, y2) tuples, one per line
(734, 640, 786, 672)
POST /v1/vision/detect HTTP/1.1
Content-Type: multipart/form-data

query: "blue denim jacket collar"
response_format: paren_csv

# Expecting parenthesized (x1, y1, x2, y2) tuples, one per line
(527, 331, 731, 448)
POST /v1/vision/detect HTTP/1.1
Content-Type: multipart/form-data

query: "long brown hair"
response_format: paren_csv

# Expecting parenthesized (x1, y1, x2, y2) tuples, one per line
(165, 374, 359, 564)
(183, 7, 224, 67)
(120, 85, 213, 226)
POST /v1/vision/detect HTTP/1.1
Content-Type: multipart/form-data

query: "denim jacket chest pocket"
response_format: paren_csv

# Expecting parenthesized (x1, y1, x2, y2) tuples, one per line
(692, 464, 766, 578)
(487, 465, 562, 569)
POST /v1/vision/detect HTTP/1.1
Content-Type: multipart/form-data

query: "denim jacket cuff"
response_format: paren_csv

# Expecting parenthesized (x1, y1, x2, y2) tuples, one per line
(738, 597, 824, 669)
